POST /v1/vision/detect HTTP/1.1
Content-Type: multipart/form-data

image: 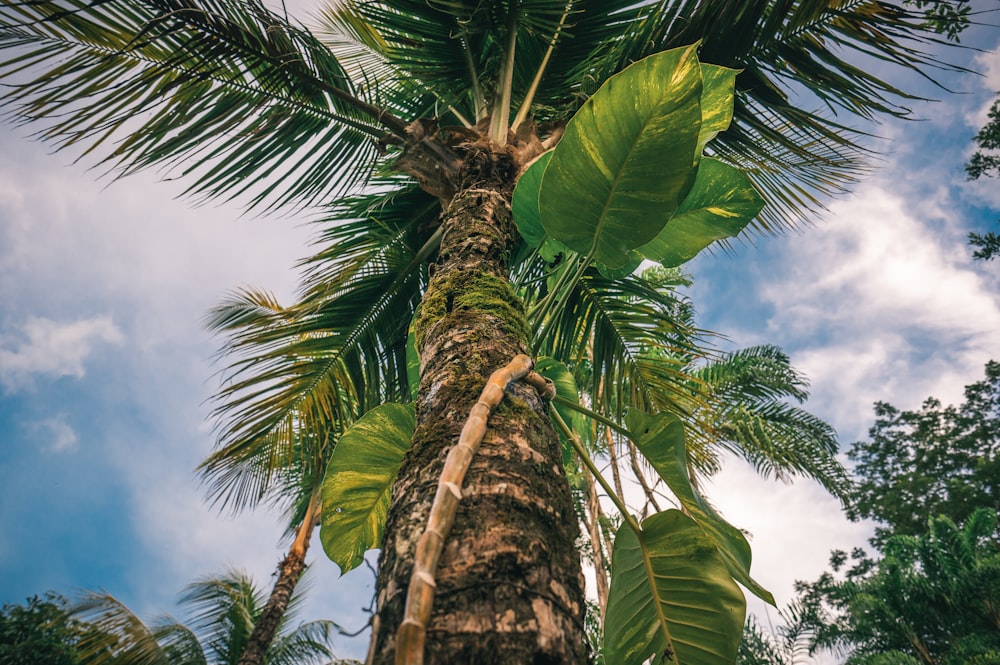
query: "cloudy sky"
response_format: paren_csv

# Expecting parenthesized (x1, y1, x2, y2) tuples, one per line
(2, 2, 999, 662)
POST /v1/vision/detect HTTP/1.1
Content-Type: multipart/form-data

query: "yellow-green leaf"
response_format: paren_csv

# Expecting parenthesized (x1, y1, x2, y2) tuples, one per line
(625, 408, 775, 604)
(538, 44, 704, 269)
(320, 403, 415, 574)
(637, 158, 765, 268)
(697, 64, 739, 155)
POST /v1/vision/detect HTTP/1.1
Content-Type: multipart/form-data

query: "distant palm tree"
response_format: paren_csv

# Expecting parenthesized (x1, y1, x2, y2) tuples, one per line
(198, 288, 358, 665)
(71, 569, 352, 665)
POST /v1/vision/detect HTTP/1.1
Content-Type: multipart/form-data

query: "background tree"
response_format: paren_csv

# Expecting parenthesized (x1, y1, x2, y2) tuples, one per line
(72, 569, 349, 665)
(795, 510, 1000, 665)
(846, 360, 1000, 548)
(750, 363, 1000, 665)
(0, 1, 968, 662)
(0, 593, 92, 665)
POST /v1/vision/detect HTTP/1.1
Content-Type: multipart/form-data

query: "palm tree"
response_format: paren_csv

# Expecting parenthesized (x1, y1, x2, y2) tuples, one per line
(0, 1, 962, 662)
(198, 288, 358, 665)
(71, 568, 349, 665)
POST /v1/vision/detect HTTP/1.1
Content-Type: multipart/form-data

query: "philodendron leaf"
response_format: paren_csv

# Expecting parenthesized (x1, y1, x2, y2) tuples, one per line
(320, 402, 415, 574)
(535, 357, 589, 460)
(512, 151, 552, 248)
(697, 64, 739, 155)
(538, 43, 704, 269)
(512, 151, 574, 263)
(596, 250, 643, 279)
(625, 408, 775, 604)
(604, 510, 746, 665)
(637, 158, 765, 268)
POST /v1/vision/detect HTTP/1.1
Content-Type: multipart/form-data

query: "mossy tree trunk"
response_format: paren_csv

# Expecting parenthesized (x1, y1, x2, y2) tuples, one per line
(370, 147, 588, 664)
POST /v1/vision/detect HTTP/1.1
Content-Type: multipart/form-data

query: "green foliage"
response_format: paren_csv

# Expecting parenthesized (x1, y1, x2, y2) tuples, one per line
(846, 360, 1000, 548)
(604, 511, 746, 665)
(319, 403, 415, 574)
(966, 98, 1000, 261)
(537, 44, 705, 269)
(625, 408, 774, 604)
(0, 0, 389, 212)
(522, 47, 761, 272)
(902, 0, 972, 42)
(0, 594, 88, 665)
(72, 569, 345, 665)
(636, 158, 765, 268)
(690, 345, 852, 501)
(795, 510, 1000, 665)
(737, 616, 789, 665)
(0, 1, 972, 662)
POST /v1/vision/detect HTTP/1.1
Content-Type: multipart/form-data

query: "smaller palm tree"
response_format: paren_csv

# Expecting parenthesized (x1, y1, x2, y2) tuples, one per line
(71, 569, 354, 665)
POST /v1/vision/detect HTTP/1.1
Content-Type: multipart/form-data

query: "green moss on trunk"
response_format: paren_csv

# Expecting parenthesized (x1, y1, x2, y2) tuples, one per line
(371, 179, 588, 664)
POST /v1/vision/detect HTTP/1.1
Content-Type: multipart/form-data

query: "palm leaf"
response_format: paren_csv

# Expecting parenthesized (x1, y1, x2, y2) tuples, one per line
(690, 346, 852, 499)
(0, 0, 404, 211)
(72, 592, 177, 665)
(266, 620, 339, 665)
(533, 268, 707, 424)
(200, 183, 436, 513)
(179, 571, 263, 664)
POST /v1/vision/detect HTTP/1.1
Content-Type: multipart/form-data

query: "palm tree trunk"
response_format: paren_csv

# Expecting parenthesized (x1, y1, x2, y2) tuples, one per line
(238, 494, 320, 665)
(370, 152, 587, 664)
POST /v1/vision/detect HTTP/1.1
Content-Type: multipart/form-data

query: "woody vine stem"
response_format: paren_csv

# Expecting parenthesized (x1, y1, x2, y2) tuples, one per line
(395, 354, 556, 665)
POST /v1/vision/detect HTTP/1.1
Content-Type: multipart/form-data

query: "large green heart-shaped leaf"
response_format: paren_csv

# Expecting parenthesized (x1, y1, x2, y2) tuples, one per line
(538, 44, 704, 269)
(697, 64, 739, 155)
(320, 402, 415, 574)
(512, 151, 552, 248)
(625, 408, 775, 604)
(637, 158, 765, 268)
(604, 510, 746, 665)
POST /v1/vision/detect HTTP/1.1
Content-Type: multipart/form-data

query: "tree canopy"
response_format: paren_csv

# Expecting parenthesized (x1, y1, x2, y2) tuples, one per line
(0, 594, 88, 665)
(846, 360, 1000, 548)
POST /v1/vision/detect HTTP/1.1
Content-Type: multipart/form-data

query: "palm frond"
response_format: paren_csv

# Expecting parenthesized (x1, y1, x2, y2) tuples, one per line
(533, 268, 708, 423)
(715, 401, 852, 500)
(200, 287, 344, 514)
(691, 346, 852, 500)
(200, 182, 436, 514)
(152, 622, 208, 665)
(72, 592, 175, 665)
(695, 345, 810, 404)
(178, 570, 262, 665)
(326, 0, 634, 125)
(266, 620, 340, 665)
(0, 0, 403, 211)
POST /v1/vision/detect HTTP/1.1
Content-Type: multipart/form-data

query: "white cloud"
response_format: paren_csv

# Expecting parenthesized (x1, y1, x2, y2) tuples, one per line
(756, 181, 1000, 436)
(0, 316, 125, 392)
(965, 41, 1000, 130)
(30, 416, 80, 454)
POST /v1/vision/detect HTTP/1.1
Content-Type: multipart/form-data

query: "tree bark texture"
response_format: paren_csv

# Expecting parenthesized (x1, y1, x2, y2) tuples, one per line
(371, 155, 588, 664)
(238, 548, 307, 665)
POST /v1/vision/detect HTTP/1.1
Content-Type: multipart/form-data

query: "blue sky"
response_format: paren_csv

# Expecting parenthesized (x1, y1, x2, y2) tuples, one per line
(2, 2, 999, 662)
